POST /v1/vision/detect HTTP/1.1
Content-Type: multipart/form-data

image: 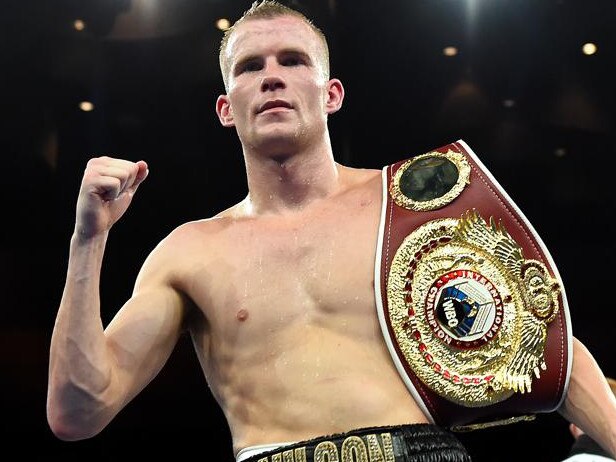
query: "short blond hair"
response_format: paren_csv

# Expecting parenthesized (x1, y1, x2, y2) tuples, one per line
(218, 0, 330, 90)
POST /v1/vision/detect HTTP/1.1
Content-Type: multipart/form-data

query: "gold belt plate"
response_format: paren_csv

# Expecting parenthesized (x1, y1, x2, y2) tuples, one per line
(387, 210, 561, 407)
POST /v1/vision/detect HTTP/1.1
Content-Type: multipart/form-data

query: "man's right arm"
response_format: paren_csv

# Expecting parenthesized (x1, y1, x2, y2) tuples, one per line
(558, 338, 616, 458)
(46, 157, 187, 440)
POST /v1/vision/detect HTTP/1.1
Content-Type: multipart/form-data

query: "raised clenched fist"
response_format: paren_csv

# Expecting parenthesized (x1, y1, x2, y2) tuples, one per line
(75, 156, 149, 238)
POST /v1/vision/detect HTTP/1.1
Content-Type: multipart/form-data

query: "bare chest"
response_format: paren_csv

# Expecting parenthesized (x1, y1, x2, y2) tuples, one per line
(195, 193, 382, 335)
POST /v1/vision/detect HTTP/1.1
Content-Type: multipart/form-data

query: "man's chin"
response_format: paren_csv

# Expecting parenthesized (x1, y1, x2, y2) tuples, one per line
(252, 131, 304, 154)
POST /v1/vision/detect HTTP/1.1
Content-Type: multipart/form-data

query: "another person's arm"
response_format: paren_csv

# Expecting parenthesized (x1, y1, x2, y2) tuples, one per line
(558, 337, 616, 457)
(46, 157, 186, 440)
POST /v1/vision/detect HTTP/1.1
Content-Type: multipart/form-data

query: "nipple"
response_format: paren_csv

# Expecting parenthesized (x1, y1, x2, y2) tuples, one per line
(236, 309, 249, 322)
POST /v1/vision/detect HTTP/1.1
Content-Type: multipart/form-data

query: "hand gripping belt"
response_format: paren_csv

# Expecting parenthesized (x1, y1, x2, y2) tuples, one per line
(374, 139, 572, 431)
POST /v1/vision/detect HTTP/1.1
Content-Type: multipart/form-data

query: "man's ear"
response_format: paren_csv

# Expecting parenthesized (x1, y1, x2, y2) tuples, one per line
(216, 95, 235, 127)
(325, 78, 345, 115)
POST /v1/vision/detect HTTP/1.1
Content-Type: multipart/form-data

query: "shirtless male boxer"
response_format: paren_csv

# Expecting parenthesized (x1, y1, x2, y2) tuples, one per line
(47, 1, 616, 461)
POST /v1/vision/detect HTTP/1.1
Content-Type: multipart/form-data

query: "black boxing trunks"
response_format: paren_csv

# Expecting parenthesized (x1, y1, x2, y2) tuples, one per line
(375, 140, 572, 430)
(238, 424, 471, 462)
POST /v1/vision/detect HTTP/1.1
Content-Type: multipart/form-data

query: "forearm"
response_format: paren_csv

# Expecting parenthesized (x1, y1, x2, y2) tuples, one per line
(558, 337, 616, 457)
(47, 231, 118, 440)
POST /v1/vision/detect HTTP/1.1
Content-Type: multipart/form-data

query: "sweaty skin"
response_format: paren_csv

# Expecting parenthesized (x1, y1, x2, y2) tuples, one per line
(177, 167, 429, 452)
(47, 13, 616, 460)
(47, 16, 429, 457)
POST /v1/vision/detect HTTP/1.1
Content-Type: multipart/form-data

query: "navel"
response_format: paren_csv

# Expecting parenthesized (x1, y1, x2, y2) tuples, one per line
(236, 309, 249, 322)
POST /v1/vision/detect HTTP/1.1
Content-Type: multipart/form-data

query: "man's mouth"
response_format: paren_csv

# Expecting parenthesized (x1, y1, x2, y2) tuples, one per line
(257, 100, 293, 114)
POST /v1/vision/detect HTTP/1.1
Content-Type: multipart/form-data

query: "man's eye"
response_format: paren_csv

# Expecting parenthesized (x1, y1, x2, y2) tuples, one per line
(239, 61, 262, 73)
(281, 57, 303, 66)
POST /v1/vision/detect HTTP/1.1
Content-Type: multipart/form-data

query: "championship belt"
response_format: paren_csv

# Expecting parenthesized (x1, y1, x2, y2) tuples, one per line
(374, 140, 573, 430)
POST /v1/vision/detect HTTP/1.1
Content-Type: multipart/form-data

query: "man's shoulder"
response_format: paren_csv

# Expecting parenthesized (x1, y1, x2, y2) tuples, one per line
(138, 214, 237, 282)
(338, 164, 382, 190)
(146, 200, 242, 254)
(164, 213, 240, 245)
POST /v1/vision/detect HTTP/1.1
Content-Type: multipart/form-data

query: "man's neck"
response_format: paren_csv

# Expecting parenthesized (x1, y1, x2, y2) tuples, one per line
(242, 140, 341, 216)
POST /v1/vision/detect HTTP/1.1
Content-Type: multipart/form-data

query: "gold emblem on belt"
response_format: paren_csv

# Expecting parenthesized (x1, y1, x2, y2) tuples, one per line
(387, 210, 561, 406)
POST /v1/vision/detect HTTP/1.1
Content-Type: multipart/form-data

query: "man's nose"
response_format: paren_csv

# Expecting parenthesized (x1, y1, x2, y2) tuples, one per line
(260, 75, 285, 92)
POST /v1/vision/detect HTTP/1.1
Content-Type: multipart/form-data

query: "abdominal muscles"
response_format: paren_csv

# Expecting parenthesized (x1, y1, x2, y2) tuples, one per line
(205, 318, 429, 452)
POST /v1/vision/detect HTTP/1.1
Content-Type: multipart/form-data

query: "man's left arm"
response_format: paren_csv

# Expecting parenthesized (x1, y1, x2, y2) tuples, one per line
(558, 337, 616, 457)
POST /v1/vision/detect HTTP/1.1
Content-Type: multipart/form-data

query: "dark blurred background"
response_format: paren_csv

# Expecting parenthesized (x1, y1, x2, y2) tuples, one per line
(2, 0, 615, 460)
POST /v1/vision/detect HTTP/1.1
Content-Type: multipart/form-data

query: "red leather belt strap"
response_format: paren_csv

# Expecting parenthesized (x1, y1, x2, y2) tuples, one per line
(374, 139, 572, 430)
